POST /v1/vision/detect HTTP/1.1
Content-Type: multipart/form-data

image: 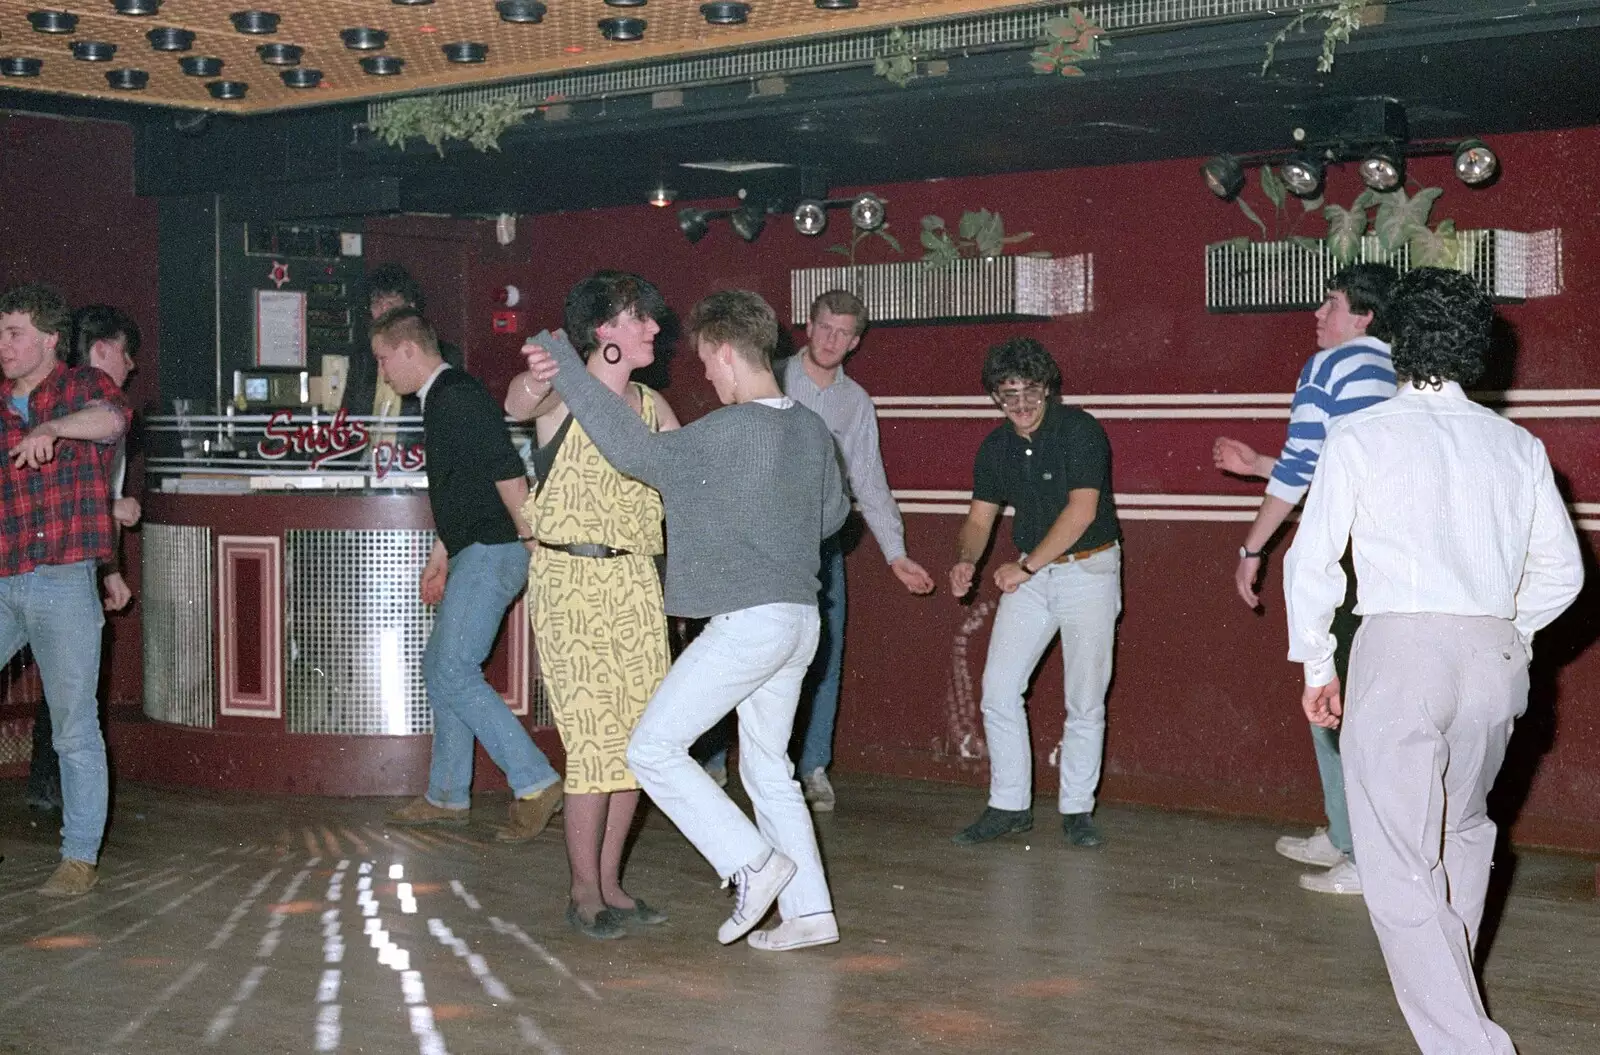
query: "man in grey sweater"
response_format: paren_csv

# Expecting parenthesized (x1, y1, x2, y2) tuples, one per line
(520, 289, 850, 952)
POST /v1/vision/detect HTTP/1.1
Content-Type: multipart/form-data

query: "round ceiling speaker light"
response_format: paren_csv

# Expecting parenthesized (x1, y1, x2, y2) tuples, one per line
(360, 54, 404, 75)
(230, 10, 280, 34)
(1, 57, 45, 76)
(180, 55, 224, 76)
(701, 2, 749, 24)
(72, 40, 118, 61)
(849, 193, 885, 231)
(147, 27, 195, 51)
(257, 42, 302, 65)
(496, 0, 546, 23)
(27, 10, 78, 33)
(441, 41, 488, 62)
(792, 200, 828, 236)
(603, 0, 647, 6)
(598, 16, 645, 40)
(814, 0, 858, 9)
(391, 0, 433, 5)
(113, 0, 162, 14)
(281, 66, 321, 88)
(105, 67, 150, 89)
(207, 79, 248, 100)
(340, 27, 387, 50)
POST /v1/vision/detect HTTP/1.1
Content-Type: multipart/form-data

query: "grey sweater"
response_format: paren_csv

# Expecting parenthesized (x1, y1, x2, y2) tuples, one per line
(546, 335, 850, 619)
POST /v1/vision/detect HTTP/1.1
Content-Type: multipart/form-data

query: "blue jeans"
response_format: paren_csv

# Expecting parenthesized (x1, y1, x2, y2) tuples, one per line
(0, 561, 108, 864)
(1314, 573, 1361, 859)
(423, 543, 558, 808)
(701, 534, 846, 776)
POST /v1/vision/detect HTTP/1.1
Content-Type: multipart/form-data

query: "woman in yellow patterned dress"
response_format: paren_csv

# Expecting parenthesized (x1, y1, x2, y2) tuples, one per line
(505, 271, 679, 939)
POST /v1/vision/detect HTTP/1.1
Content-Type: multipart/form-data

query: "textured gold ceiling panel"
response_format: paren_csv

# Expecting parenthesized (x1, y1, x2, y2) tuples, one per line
(0, 0, 1043, 113)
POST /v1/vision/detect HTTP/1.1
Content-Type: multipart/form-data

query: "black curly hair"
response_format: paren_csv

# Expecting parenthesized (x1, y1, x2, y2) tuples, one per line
(1387, 267, 1493, 389)
(1326, 263, 1399, 341)
(981, 337, 1061, 397)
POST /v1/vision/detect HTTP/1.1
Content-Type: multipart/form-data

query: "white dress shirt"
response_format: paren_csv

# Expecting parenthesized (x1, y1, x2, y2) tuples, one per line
(1285, 381, 1583, 686)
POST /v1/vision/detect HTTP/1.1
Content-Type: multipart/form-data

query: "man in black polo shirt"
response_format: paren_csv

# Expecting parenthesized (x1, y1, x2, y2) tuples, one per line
(948, 337, 1123, 848)
(369, 310, 563, 842)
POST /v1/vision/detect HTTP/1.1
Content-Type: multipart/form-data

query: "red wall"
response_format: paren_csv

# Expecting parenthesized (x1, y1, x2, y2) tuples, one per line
(0, 115, 159, 711)
(6, 113, 1597, 852)
(456, 126, 1600, 851)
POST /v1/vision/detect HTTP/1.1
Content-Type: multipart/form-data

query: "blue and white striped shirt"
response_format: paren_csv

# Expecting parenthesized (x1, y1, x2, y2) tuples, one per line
(1266, 336, 1395, 505)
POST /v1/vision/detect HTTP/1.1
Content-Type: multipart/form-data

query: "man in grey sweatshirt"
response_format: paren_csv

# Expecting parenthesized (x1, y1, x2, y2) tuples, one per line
(520, 289, 850, 952)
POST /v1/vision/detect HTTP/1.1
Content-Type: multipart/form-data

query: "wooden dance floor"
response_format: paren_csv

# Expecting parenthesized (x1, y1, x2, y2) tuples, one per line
(2, 775, 1596, 1054)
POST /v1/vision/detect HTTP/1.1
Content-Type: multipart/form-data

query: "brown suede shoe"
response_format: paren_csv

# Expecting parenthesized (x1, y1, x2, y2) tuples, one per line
(38, 859, 98, 898)
(386, 796, 470, 827)
(496, 784, 562, 843)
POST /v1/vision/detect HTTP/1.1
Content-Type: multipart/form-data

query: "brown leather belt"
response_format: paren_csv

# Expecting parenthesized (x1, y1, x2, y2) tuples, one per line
(1048, 539, 1119, 565)
(538, 541, 632, 558)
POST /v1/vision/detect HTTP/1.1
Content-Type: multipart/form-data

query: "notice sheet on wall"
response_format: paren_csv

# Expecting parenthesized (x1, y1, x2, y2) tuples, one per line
(255, 289, 307, 368)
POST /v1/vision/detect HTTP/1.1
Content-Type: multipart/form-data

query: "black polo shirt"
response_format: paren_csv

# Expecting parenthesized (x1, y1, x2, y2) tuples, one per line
(972, 401, 1121, 555)
(422, 367, 527, 556)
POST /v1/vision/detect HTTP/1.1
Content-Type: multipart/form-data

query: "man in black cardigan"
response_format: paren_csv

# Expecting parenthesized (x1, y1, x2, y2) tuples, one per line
(370, 309, 562, 842)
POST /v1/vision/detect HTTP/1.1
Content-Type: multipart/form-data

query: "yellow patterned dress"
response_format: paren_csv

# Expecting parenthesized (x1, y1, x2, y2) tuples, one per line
(524, 383, 668, 794)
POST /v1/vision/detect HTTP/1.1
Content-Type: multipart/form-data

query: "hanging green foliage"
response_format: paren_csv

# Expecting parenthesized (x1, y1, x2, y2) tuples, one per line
(873, 27, 921, 88)
(368, 94, 532, 156)
(1029, 8, 1110, 77)
(920, 210, 1035, 268)
(1261, 0, 1375, 76)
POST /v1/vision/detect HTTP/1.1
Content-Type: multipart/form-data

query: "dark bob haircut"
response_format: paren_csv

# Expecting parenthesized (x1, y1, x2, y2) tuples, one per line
(1326, 262, 1399, 342)
(67, 305, 141, 369)
(563, 270, 667, 361)
(1387, 267, 1494, 389)
(366, 263, 426, 315)
(981, 337, 1062, 397)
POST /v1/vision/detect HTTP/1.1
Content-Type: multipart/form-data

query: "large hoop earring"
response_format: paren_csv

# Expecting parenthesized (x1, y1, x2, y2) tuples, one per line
(601, 342, 623, 365)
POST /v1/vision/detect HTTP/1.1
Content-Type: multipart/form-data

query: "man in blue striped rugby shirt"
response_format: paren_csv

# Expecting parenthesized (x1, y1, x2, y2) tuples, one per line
(1212, 263, 1398, 896)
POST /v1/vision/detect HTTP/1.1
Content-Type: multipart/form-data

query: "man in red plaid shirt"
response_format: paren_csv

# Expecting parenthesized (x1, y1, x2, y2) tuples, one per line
(0, 284, 131, 898)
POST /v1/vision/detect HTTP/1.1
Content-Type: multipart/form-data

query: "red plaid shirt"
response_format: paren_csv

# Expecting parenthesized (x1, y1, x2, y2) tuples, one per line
(0, 362, 131, 576)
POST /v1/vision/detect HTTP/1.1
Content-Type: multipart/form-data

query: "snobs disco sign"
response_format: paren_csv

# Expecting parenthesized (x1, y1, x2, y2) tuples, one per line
(256, 409, 425, 479)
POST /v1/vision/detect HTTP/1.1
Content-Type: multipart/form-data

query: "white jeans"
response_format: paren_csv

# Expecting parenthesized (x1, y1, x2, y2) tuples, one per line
(626, 602, 832, 918)
(979, 545, 1121, 814)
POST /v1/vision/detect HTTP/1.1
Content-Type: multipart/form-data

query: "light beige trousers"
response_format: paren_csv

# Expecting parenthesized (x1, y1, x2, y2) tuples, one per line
(1341, 613, 1526, 1055)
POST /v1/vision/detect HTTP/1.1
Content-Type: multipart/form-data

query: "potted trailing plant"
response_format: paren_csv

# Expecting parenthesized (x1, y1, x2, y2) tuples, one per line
(920, 209, 1037, 269)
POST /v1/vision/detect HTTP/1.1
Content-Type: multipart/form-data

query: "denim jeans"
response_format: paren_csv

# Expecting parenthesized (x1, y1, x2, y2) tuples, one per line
(702, 535, 845, 776)
(979, 545, 1121, 815)
(628, 603, 833, 918)
(1311, 557, 1362, 858)
(423, 542, 559, 808)
(0, 561, 108, 864)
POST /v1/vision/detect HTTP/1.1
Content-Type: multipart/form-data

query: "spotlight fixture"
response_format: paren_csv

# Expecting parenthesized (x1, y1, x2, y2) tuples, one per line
(848, 193, 885, 231)
(701, 2, 749, 24)
(815, 0, 858, 8)
(1358, 146, 1404, 191)
(647, 183, 677, 208)
(360, 55, 404, 75)
(598, 16, 645, 40)
(1453, 138, 1498, 186)
(230, 10, 280, 34)
(105, 67, 150, 88)
(678, 207, 716, 244)
(207, 79, 249, 99)
(257, 42, 302, 66)
(496, 0, 546, 23)
(281, 67, 321, 88)
(793, 199, 828, 236)
(72, 41, 117, 61)
(1279, 151, 1325, 198)
(442, 41, 488, 62)
(341, 27, 388, 50)
(792, 193, 890, 235)
(27, 10, 78, 33)
(147, 27, 195, 51)
(1200, 155, 1246, 201)
(113, 0, 161, 14)
(179, 56, 223, 76)
(729, 205, 767, 243)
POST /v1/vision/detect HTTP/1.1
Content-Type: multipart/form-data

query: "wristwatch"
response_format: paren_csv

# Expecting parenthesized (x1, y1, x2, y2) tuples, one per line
(1016, 553, 1036, 575)
(1239, 546, 1264, 559)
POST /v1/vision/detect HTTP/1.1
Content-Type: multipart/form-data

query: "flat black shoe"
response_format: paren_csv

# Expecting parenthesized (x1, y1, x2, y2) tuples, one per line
(952, 806, 1033, 846)
(1062, 812, 1103, 848)
(609, 897, 668, 926)
(566, 901, 626, 940)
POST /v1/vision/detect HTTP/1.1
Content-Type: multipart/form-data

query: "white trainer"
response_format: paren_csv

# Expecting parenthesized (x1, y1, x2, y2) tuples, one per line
(748, 912, 840, 952)
(1275, 827, 1343, 868)
(1298, 857, 1363, 895)
(717, 850, 797, 944)
(801, 768, 835, 813)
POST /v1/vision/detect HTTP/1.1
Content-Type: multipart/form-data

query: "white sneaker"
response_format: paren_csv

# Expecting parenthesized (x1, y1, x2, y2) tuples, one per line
(801, 768, 835, 813)
(1298, 857, 1363, 895)
(717, 850, 796, 944)
(748, 912, 840, 952)
(1275, 827, 1343, 868)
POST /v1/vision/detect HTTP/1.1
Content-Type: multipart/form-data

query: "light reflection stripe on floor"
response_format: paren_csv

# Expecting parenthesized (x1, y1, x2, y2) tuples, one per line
(202, 963, 269, 1046)
(0, 864, 183, 936)
(206, 867, 282, 951)
(0, 872, 188, 952)
(104, 959, 209, 1047)
(487, 917, 599, 1003)
(0, 982, 46, 1014)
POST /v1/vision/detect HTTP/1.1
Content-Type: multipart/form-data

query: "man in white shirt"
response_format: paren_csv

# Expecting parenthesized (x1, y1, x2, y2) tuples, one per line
(1284, 267, 1583, 1055)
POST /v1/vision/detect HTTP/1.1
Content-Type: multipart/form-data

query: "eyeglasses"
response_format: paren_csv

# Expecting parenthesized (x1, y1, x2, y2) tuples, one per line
(993, 387, 1047, 409)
